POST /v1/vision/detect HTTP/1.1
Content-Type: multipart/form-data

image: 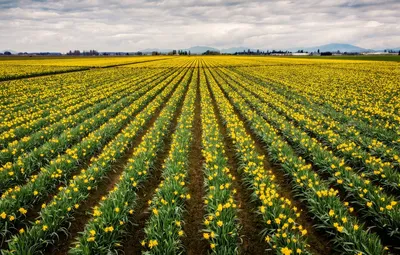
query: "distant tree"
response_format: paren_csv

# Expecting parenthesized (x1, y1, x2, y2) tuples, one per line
(172, 50, 177, 55)
(82, 50, 99, 56)
(202, 50, 220, 55)
(398, 50, 400, 55)
(188, 51, 191, 55)
(317, 49, 320, 53)
(4, 51, 12, 55)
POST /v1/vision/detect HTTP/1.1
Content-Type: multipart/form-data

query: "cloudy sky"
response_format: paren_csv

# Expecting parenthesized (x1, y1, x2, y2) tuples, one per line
(0, 0, 399, 52)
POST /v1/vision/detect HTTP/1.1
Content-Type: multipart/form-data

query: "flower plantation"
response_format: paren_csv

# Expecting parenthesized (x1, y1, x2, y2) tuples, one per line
(0, 56, 399, 255)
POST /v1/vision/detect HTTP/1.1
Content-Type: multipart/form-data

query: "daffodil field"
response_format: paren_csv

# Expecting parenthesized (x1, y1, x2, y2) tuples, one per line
(0, 56, 399, 255)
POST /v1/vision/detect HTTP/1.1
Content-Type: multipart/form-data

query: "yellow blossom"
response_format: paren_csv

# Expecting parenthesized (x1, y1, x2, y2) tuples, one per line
(281, 247, 292, 255)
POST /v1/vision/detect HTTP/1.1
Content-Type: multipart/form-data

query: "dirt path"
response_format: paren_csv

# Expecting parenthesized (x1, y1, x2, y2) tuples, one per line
(123, 67, 194, 255)
(182, 67, 208, 255)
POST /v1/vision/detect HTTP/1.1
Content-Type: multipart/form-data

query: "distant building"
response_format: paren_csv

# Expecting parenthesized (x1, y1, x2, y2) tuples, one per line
(270, 53, 287, 56)
(361, 52, 398, 55)
(291, 53, 309, 56)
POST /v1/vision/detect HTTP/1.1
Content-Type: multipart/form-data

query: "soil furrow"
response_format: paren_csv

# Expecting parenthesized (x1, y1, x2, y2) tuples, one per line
(182, 66, 208, 255)
(123, 67, 193, 255)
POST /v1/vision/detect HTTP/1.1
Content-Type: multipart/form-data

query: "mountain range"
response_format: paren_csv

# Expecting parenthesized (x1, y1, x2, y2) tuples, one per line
(139, 44, 399, 54)
(221, 47, 257, 54)
(3, 44, 400, 55)
(288, 43, 373, 53)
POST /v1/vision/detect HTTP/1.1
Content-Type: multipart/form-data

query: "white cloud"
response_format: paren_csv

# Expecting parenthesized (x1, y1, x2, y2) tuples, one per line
(0, 0, 399, 52)
(365, 21, 383, 28)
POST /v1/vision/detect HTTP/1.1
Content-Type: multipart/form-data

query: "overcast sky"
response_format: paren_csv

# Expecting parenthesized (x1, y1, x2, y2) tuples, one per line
(0, 0, 399, 52)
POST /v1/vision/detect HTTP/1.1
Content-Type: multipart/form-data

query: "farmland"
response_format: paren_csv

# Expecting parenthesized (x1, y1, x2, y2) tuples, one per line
(0, 56, 399, 255)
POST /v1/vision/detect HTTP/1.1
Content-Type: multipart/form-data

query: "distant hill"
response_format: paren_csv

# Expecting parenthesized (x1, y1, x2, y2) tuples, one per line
(139, 48, 173, 53)
(221, 47, 258, 54)
(289, 43, 372, 53)
(182, 46, 219, 54)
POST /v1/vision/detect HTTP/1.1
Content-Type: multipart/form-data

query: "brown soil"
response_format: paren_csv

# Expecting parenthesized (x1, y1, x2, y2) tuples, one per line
(205, 67, 269, 255)
(210, 66, 332, 255)
(123, 67, 193, 255)
(182, 68, 208, 255)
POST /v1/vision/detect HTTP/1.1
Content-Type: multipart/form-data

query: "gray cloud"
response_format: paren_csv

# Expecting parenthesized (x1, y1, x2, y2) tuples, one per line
(0, 0, 399, 52)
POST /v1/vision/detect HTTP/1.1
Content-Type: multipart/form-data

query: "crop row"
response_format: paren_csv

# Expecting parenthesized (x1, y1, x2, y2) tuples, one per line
(205, 66, 311, 254)
(207, 65, 387, 254)
(217, 67, 400, 191)
(0, 66, 181, 192)
(199, 68, 240, 254)
(236, 64, 400, 132)
(2, 62, 195, 254)
(0, 63, 193, 245)
(0, 68, 164, 165)
(0, 70, 154, 148)
(70, 64, 194, 255)
(233, 67, 400, 148)
(215, 67, 400, 241)
(141, 66, 198, 254)
(225, 67, 400, 171)
(0, 69, 128, 122)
